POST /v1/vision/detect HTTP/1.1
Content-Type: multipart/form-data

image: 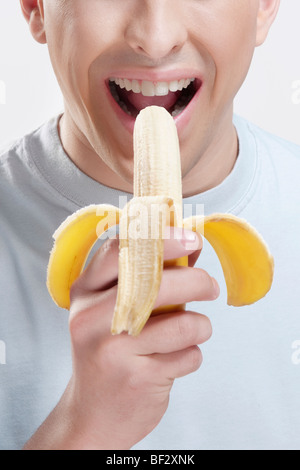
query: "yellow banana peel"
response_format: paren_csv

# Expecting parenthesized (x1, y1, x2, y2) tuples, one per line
(47, 106, 274, 336)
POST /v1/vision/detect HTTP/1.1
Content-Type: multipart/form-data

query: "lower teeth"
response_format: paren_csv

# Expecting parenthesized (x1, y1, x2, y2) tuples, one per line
(171, 105, 186, 117)
(120, 102, 132, 116)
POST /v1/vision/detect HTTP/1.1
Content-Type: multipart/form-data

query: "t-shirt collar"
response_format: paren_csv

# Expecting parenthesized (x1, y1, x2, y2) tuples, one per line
(28, 114, 258, 215)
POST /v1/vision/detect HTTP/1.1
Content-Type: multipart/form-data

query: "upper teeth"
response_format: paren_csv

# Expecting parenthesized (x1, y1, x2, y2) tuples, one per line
(109, 77, 195, 97)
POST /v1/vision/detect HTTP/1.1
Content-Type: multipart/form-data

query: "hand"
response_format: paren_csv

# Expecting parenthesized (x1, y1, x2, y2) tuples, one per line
(24, 228, 218, 450)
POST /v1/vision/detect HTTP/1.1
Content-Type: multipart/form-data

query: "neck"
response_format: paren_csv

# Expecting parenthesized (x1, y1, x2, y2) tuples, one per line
(182, 114, 238, 197)
(58, 110, 238, 198)
(58, 112, 134, 194)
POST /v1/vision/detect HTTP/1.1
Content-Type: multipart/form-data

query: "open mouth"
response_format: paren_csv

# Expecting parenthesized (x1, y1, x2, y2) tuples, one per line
(108, 77, 201, 119)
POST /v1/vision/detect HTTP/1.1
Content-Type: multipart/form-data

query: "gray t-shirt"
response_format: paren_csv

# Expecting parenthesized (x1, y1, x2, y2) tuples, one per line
(1, 114, 300, 450)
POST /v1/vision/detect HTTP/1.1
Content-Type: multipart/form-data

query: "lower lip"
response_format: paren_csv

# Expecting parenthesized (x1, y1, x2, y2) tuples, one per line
(105, 79, 202, 135)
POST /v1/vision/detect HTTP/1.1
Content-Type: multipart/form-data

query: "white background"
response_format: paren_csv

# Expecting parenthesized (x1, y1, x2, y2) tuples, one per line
(0, 0, 299, 148)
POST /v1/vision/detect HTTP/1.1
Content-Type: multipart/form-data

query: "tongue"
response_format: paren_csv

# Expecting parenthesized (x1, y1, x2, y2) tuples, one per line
(119, 88, 180, 112)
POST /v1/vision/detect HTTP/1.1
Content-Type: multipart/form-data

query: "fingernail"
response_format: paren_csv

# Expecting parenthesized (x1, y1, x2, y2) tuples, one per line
(172, 227, 201, 250)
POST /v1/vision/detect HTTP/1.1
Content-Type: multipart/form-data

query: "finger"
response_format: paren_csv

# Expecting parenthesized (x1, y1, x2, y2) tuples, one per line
(148, 346, 203, 380)
(163, 227, 202, 259)
(77, 228, 202, 293)
(77, 236, 120, 292)
(134, 310, 212, 355)
(154, 266, 220, 309)
(69, 284, 119, 339)
(188, 248, 202, 267)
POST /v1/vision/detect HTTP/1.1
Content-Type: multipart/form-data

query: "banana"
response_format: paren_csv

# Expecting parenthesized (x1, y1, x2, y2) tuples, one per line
(183, 213, 274, 307)
(47, 204, 121, 309)
(47, 106, 274, 336)
(112, 106, 187, 335)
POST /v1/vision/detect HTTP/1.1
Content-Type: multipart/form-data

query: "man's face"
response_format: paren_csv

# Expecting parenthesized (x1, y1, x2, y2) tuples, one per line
(43, 0, 260, 184)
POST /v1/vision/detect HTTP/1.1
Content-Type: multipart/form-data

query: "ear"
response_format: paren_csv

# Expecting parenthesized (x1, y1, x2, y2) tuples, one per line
(256, 0, 280, 46)
(20, 0, 46, 44)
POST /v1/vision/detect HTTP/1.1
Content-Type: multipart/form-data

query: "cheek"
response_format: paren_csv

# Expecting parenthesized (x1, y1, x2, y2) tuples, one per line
(43, 4, 127, 164)
(188, 1, 258, 106)
(208, 20, 257, 107)
(44, 2, 119, 106)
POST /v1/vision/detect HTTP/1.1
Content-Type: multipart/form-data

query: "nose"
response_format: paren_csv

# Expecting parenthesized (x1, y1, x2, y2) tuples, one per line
(124, 0, 188, 61)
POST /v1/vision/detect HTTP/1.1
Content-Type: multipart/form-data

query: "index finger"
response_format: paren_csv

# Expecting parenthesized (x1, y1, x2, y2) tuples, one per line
(76, 227, 202, 293)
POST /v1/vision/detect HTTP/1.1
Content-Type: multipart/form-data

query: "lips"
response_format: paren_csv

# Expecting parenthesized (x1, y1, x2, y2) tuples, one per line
(106, 74, 202, 133)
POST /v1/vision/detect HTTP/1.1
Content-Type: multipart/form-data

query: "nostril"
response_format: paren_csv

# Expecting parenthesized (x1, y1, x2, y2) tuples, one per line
(137, 45, 147, 55)
(125, 23, 187, 61)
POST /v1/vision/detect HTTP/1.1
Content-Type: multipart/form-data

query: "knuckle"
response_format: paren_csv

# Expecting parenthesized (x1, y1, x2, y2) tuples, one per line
(69, 278, 81, 303)
(128, 370, 145, 392)
(69, 307, 90, 345)
(188, 345, 203, 371)
(194, 269, 214, 293)
(176, 346, 203, 378)
(98, 335, 133, 377)
(176, 313, 197, 344)
(127, 358, 150, 392)
(201, 315, 213, 342)
(69, 297, 102, 347)
(99, 339, 119, 370)
(176, 312, 212, 346)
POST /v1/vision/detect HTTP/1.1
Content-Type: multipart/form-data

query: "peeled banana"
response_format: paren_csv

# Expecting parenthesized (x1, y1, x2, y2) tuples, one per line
(47, 106, 274, 336)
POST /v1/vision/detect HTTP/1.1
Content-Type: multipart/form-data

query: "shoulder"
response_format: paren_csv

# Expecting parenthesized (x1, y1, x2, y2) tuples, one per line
(0, 135, 28, 197)
(0, 116, 57, 185)
(0, 126, 34, 176)
(237, 115, 300, 164)
(0, 121, 47, 206)
(234, 115, 300, 189)
(0, 136, 23, 167)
